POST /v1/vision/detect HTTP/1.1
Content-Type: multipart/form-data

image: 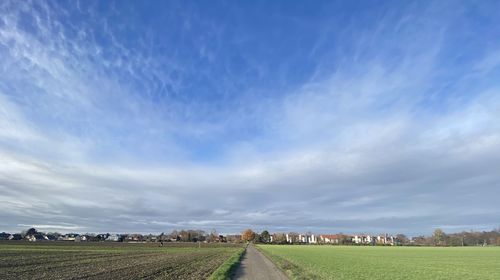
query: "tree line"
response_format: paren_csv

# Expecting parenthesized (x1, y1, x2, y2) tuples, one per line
(408, 228, 500, 246)
(3, 227, 500, 246)
(239, 228, 500, 246)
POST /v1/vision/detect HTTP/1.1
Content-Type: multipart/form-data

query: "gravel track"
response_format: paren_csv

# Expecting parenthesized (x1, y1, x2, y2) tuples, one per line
(233, 244, 288, 280)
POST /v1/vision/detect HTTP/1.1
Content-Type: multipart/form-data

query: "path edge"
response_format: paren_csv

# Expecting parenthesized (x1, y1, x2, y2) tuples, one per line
(255, 245, 318, 279)
(208, 246, 246, 280)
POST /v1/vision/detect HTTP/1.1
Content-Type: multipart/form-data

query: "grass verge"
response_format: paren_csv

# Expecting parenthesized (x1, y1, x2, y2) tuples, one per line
(256, 245, 320, 280)
(208, 246, 246, 280)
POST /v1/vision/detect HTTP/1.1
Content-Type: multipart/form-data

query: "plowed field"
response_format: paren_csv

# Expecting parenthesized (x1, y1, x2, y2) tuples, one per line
(0, 242, 242, 280)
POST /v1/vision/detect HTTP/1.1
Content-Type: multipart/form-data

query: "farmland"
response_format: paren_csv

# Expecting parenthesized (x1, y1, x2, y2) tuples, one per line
(258, 245, 500, 280)
(0, 241, 243, 280)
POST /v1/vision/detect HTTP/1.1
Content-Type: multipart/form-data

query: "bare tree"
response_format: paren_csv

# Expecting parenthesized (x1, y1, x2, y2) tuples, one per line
(433, 229, 446, 246)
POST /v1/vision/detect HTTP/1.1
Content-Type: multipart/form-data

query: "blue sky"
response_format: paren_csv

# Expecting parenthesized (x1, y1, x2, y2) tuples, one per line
(1, 0, 500, 235)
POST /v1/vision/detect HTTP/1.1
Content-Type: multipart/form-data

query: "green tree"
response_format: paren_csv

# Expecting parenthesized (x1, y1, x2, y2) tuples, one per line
(260, 230, 270, 243)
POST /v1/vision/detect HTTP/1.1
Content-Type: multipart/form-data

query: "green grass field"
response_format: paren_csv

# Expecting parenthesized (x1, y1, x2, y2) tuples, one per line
(0, 241, 242, 280)
(258, 245, 500, 280)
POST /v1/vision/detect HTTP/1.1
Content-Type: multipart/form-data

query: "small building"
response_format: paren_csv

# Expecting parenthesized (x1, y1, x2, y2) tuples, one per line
(376, 234, 395, 245)
(320, 234, 343, 244)
(307, 234, 317, 244)
(352, 235, 373, 244)
(59, 234, 78, 241)
(75, 235, 89, 242)
(125, 234, 144, 243)
(26, 234, 47, 242)
(106, 234, 121, 242)
(286, 233, 301, 243)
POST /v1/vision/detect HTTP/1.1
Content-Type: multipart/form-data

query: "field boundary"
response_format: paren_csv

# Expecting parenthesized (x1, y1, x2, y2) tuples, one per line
(208, 246, 246, 280)
(256, 245, 320, 280)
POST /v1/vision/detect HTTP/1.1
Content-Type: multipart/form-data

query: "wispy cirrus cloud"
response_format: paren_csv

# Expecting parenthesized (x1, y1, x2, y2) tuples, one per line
(0, 0, 499, 235)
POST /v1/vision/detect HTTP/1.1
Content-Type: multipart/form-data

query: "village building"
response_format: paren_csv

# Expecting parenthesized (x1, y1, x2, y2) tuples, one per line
(320, 234, 344, 244)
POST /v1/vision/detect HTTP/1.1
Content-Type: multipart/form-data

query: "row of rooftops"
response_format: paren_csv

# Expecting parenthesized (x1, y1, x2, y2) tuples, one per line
(0, 230, 398, 245)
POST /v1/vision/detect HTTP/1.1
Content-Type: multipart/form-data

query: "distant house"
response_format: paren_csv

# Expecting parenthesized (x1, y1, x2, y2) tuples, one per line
(286, 233, 300, 243)
(124, 234, 144, 243)
(285, 233, 317, 244)
(26, 234, 47, 242)
(376, 234, 395, 245)
(307, 234, 317, 244)
(59, 234, 79, 241)
(320, 234, 344, 244)
(298, 234, 305, 243)
(298, 234, 317, 244)
(145, 234, 157, 242)
(352, 235, 373, 244)
(106, 234, 121, 242)
(75, 235, 89, 242)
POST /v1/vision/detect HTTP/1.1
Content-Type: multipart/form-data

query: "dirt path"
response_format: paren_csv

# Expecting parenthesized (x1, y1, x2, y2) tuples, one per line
(233, 244, 288, 280)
